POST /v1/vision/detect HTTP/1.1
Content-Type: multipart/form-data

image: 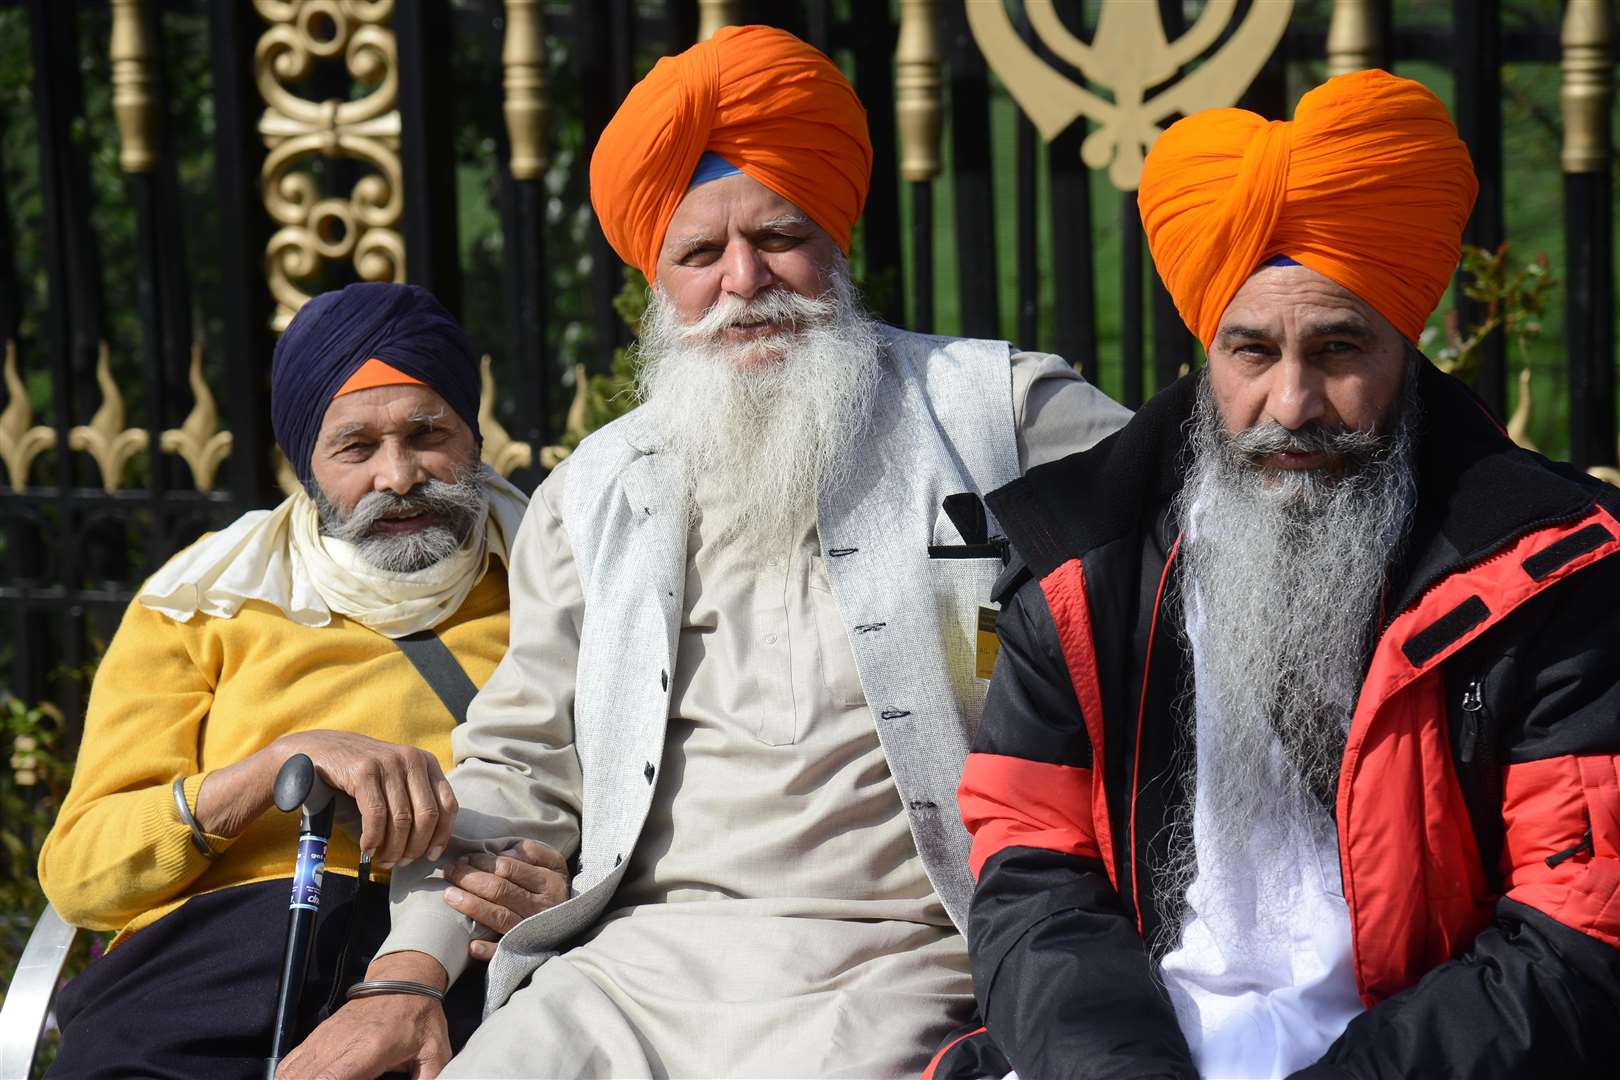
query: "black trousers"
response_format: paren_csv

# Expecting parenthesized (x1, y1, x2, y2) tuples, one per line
(47, 875, 486, 1080)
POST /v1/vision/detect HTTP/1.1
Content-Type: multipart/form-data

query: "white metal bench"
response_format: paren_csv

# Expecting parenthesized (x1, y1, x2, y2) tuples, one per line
(0, 905, 77, 1080)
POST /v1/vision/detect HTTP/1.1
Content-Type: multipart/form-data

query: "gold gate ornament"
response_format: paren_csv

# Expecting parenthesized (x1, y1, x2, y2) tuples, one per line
(966, 0, 1294, 191)
(478, 355, 534, 478)
(1, 341, 57, 491)
(255, 0, 405, 331)
(68, 343, 150, 494)
(160, 345, 235, 492)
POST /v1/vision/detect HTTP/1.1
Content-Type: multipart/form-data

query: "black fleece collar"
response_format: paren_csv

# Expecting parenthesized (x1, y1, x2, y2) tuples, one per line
(987, 362, 1614, 611)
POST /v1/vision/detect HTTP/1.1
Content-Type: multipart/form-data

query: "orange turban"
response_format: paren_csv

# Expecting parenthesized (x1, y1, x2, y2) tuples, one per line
(1138, 69, 1478, 347)
(589, 25, 872, 283)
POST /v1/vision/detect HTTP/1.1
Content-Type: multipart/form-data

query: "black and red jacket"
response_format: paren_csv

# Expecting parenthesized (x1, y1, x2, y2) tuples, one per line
(934, 364, 1620, 1080)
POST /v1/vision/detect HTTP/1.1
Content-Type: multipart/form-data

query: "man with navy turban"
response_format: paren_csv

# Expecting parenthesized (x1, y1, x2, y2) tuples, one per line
(40, 283, 563, 1077)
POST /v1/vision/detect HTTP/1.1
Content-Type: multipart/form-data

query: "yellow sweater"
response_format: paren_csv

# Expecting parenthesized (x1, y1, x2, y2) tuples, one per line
(38, 565, 510, 943)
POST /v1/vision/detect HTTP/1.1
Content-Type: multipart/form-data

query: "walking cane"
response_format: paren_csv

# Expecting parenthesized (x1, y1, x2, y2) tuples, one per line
(264, 753, 336, 1079)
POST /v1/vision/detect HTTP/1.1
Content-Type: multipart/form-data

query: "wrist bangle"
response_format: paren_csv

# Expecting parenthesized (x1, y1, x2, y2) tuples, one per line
(345, 979, 447, 1004)
(171, 777, 218, 859)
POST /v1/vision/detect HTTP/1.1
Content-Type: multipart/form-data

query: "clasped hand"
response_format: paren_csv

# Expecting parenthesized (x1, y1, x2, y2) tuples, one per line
(191, 732, 568, 944)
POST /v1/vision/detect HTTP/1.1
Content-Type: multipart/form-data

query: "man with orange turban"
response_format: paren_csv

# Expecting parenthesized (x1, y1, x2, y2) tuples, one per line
(938, 70, 1620, 1080)
(285, 24, 1129, 1079)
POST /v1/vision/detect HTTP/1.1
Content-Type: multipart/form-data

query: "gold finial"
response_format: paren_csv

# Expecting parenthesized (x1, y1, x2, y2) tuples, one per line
(1595, 436, 1620, 488)
(539, 362, 592, 470)
(502, 0, 549, 180)
(110, 0, 158, 173)
(478, 355, 534, 477)
(273, 446, 300, 498)
(697, 1, 741, 42)
(1501, 361, 1618, 485)
(1506, 366, 1538, 452)
(68, 342, 150, 493)
(1, 340, 58, 490)
(1561, 0, 1613, 174)
(159, 344, 234, 492)
(895, 0, 944, 183)
(1326, 0, 1378, 77)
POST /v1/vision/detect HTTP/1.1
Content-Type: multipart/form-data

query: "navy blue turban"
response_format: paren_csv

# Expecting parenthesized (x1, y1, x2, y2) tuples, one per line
(270, 282, 482, 492)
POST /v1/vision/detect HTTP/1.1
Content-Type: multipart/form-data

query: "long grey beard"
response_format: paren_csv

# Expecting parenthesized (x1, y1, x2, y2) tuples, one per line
(1152, 366, 1420, 956)
(633, 262, 883, 554)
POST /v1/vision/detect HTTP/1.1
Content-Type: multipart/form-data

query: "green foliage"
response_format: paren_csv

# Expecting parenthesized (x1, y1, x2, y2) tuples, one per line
(1, 695, 69, 911)
(0, 694, 93, 1010)
(551, 268, 650, 456)
(611, 267, 652, 335)
(1427, 243, 1558, 382)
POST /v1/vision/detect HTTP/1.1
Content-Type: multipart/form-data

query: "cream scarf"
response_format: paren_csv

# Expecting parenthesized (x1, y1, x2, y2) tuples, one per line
(138, 467, 530, 638)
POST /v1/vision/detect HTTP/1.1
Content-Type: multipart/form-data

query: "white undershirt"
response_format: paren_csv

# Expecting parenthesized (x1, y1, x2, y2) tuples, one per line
(1156, 590, 1365, 1078)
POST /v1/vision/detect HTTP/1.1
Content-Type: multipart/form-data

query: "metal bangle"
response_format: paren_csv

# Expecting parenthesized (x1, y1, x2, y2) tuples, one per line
(345, 979, 447, 1004)
(171, 777, 217, 858)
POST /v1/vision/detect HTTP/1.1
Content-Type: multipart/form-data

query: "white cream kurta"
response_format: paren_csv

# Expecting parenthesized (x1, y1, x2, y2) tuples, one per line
(1157, 584, 1364, 1079)
(439, 355, 1129, 1078)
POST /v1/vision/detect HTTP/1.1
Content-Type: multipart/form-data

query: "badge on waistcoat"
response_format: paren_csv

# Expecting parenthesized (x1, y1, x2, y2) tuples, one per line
(975, 604, 1000, 680)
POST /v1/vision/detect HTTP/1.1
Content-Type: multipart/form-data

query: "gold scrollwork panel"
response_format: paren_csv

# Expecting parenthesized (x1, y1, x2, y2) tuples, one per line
(255, 0, 405, 330)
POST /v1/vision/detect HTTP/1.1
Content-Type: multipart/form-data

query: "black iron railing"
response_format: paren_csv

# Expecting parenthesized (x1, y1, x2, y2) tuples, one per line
(0, 0, 1614, 740)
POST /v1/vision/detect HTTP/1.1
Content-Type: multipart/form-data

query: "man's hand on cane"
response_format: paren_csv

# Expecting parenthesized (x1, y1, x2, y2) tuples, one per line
(193, 730, 458, 868)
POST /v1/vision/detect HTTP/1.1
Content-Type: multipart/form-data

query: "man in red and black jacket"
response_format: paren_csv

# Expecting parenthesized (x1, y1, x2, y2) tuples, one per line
(933, 71, 1620, 1080)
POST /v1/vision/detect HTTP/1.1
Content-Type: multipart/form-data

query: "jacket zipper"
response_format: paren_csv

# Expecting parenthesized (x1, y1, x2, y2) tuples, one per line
(1458, 678, 1484, 765)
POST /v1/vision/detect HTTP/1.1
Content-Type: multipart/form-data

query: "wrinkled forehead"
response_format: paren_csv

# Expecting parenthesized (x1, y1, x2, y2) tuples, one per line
(316, 382, 459, 442)
(1214, 262, 1397, 341)
(662, 172, 825, 251)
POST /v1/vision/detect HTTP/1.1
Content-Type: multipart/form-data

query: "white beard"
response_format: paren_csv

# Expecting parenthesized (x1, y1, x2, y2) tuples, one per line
(1154, 365, 1420, 954)
(632, 263, 884, 554)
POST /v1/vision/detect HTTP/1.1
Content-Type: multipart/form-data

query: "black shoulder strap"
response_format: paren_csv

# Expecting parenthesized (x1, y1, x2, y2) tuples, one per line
(393, 630, 479, 725)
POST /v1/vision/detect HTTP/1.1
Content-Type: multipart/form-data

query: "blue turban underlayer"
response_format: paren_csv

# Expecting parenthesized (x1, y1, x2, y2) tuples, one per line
(689, 151, 742, 187)
(270, 282, 482, 493)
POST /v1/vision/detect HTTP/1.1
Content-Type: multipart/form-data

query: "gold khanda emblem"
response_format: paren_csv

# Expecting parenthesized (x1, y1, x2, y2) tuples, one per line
(966, 0, 1294, 191)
